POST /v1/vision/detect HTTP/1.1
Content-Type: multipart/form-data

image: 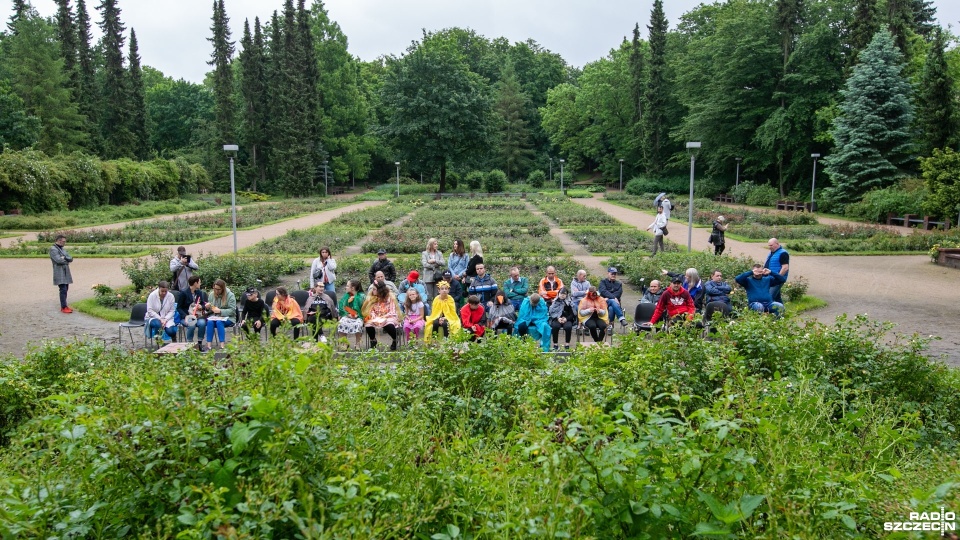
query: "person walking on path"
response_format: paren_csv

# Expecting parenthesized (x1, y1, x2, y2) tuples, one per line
(647, 206, 668, 256)
(661, 196, 672, 220)
(49, 234, 74, 313)
(763, 238, 790, 304)
(709, 216, 728, 256)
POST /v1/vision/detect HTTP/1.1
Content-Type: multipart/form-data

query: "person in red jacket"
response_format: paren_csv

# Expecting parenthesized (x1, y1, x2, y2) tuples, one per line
(650, 277, 696, 325)
(460, 295, 486, 341)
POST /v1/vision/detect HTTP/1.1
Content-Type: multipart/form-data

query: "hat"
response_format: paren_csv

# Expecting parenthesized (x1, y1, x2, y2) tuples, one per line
(408, 270, 419, 282)
(244, 287, 258, 297)
(377, 248, 387, 255)
(607, 267, 618, 274)
(717, 216, 726, 222)
(442, 270, 453, 278)
(671, 276, 683, 284)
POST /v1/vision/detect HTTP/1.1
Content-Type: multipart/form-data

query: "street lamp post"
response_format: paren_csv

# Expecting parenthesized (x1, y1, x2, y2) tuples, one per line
(735, 157, 741, 188)
(686, 142, 701, 252)
(618, 158, 624, 192)
(810, 153, 820, 212)
(559, 159, 565, 194)
(323, 160, 329, 197)
(223, 145, 239, 254)
(549, 157, 553, 184)
(395, 161, 400, 198)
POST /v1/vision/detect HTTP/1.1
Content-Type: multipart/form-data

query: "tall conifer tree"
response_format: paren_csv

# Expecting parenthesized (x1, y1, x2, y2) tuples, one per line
(296, 0, 322, 184)
(848, 0, 879, 66)
(239, 17, 269, 191)
(128, 28, 150, 159)
(642, 0, 668, 175)
(75, 0, 101, 151)
(7, 0, 29, 33)
(208, 0, 235, 147)
(917, 29, 956, 153)
(53, 0, 80, 91)
(97, 0, 135, 158)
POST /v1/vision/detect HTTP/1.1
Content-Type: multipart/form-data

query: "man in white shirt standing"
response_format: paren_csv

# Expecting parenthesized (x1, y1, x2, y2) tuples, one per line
(660, 195, 672, 221)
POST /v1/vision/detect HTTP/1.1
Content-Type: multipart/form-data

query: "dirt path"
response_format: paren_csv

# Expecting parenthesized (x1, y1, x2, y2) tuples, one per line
(574, 196, 960, 366)
(0, 200, 384, 357)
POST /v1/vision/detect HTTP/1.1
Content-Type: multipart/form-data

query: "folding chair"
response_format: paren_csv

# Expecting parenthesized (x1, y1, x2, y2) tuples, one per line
(119, 303, 148, 348)
(632, 303, 658, 336)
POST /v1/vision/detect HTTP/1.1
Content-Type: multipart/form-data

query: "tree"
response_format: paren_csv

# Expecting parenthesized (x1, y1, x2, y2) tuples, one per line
(6, 0, 28, 33)
(53, 0, 80, 91)
(238, 17, 268, 190)
(207, 0, 235, 147)
(146, 79, 214, 153)
(0, 81, 41, 150)
(74, 0, 100, 151)
(128, 28, 150, 159)
(848, 0, 879, 65)
(642, 0, 669, 175)
(97, 0, 135, 158)
(916, 29, 955, 154)
(823, 29, 915, 204)
(380, 34, 494, 193)
(626, 23, 645, 172)
(920, 148, 960, 221)
(494, 63, 534, 181)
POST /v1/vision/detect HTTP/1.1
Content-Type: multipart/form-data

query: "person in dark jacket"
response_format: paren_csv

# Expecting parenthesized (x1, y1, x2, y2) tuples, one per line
(50, 234, 74, 313)
(703, 270, 733, 322)
(368, 249, 397, 284)
(548, 287, 577, 350)
(735, 264, 786, 317)
(177, 276, 209, 342)
(240, 288, 269, 337)
(598, 267, 628, 326)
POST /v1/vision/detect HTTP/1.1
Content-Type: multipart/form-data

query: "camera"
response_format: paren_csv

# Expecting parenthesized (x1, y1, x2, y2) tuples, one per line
(183, 254, 192, 263)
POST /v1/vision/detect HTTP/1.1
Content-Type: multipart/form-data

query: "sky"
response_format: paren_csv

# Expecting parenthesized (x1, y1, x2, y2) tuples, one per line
(6, 0, 960, 84)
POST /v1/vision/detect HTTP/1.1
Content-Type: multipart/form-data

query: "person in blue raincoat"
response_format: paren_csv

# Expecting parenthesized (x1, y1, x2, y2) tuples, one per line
(514, 293, 551, 352)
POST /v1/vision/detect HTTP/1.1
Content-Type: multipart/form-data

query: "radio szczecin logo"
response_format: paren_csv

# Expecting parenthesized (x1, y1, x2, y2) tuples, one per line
(884, 508, 956, 534)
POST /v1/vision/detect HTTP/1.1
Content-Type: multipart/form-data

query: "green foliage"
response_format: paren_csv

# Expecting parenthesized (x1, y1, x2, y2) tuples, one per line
(248, 226, 368, 256)
(484, 169, 507, 192)
(920, 148, 960, 222)
(464, 170, 485, 190)
(743, 183, 780, 206)
(0, 81, 41, 150)
(0, 199, 214, 230)
(91, 283, 145, 310)
(569, 226, 680, 254)
(787, 229, 960, 254)
(608, 250, 759, 288)
(529, 194, 618, 226)
(120, 251, 304, 292)
(625, 175, 688, 197)
(527, 169, 546, 188)
(843, 180, 928, 223)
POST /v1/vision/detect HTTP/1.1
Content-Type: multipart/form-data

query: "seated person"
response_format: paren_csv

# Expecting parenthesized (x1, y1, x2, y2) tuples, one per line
(441, 270, 463, 309)
(239, 288, 269, 337)
(538, 266, 564, 304)
(703, 269, 733, 322)
(270, 286, 304, 339)
(337, 279, 365, 350)
(367, 270, 399, 297)
(486, 289, 517, 335)
(598, 267, 628, 326)
(398, 270, 428, 305)
(735, 264, 786, 317)
(361, 281, 402, 351)
(548, 287, 577, 350)
(459, 295, 486, 341)
(402, 288, 426, 341)
(634, 280, 664, 332)
(650, 277, 696, 326)
(203, 279, 237, 351)
(146, 280, 178, 343)
(640, 279, 663, 304)
(569, 270, 590, 308)
(177, 276, 208, 343)
(514, 293, 551, 352)
(662, 267, 705, 311)
(467, 263, 498, 306)
(424, 281, 461, 342)
(503, 267, 529, 311)
(578, 286, 610, 343)
(302, 283, 337, 342)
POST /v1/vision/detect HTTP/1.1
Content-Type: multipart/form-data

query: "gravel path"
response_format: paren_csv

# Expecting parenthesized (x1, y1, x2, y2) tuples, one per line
(574, 196, 960, 366)
(0, 200, 384, 356)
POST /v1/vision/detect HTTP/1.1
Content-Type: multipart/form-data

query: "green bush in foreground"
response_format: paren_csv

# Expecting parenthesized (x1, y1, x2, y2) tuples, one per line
(121, 251, 304, 292)
(0, 313, 958, 538)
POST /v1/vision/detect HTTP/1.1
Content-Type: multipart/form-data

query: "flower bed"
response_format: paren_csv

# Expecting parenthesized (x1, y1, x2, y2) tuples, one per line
(529, 194, 618, 226)
(246, 226, 369, 256)
(567, 226, 682, 254)
(121, 251, 305, 292)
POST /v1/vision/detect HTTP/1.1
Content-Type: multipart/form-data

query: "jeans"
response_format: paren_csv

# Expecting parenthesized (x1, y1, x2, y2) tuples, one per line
(749, 301, 784, 317)
(205, 319, 234, 343)
(149, 319, 178, 340)
(58, 284, 69, 308)
(509, 298, 523, 311)
(185, 318, 207, 341)
(605, 298, 624, 320)
(770, 283, 785, 304)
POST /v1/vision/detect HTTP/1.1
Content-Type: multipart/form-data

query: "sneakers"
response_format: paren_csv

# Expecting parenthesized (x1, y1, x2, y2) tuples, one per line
(61, 306, 73, 314)
(564, 344, 571, 350)
(552, 344, 559, 351)
(619, 317, 628, 327)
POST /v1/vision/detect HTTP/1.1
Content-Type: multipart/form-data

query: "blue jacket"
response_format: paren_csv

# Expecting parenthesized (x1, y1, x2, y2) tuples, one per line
(764, 247, 790, 279)
(735, 271, 786, 304)
(704, 280, 732, 307)
(468, 273, 498, 304)
(514, 297, 551, 351)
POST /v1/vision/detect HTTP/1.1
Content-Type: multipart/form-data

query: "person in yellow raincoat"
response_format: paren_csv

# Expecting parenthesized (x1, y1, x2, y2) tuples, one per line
(425, 281, 461, 342)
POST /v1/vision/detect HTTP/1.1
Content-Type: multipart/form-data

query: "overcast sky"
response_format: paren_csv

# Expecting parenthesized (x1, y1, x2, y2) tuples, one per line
(7, 0, 960, 83)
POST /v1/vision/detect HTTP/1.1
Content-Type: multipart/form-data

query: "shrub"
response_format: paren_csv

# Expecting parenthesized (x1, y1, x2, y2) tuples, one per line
(744, 183, 780, 206)
(625, 175, 689, 197)
(120, 251, 304, 292)
(844, 179, 928, 223)
(527, 169, 546, 188)
(921, 147, 960, 221)
(608, 250, 759, 288)
(465, 170, 485, 190)
(730, 180, 754, 203)
(485, 169, 507, 193)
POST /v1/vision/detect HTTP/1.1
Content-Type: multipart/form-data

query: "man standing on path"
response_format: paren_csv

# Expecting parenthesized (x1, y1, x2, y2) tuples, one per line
(368, 248, 397, 285)
(763, 238, 790, 304)
(598, 267, 628, 327)
(170, 246, 198, 292)
(661, 195, 672, 220)
(49, 234, 74, 313)
(647, 206, 668, 256)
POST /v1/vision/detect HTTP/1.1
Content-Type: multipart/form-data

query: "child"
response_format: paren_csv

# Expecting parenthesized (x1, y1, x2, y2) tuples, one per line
(403, 288, 425, 341)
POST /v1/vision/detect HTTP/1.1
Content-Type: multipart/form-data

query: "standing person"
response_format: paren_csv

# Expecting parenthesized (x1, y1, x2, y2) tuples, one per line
(368, 248, 396, 285)
(598, 267, 628, 326)
(177, 276, 208, 344)
(578, 287, 610, 343)
(465, 240, 484, 281)
(763, 238, 790, 304)
(459, 295, 486, 341)
(660, 195, 672, 220)
(203, 279, 236, 350)
(569, 270, 590, 309)
(709, 216, 728, 256)
(421, 238, 446, 300)
(403, 288, 426, 341)
(49, 234, 74, 313)
(145, 281, 178, 343)
(302, 283, 337, 343)
(487, 289, 517, 335)
(362, 281, 402, 351)
(647, 206, 668, 256)
(537, 266, 564, 304)
(337, 279, 365, 349)
(270, 286, 304, 340)
(239, 288, 269, 338)
(425, 281, 461, 342)
(170, 246, 198, 292)
(548, 287, 576, 350)
(310, 247, 337, 294)
(447, 239, 469, 282)
(514, 293, 551, 352)
(735, 264, 786, 316)
(503, 267, 529, 311)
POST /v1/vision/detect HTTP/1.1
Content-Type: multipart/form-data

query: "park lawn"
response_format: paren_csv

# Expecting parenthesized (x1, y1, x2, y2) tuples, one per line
(72, 298, 131, 322)
(788, 294, 828, 312)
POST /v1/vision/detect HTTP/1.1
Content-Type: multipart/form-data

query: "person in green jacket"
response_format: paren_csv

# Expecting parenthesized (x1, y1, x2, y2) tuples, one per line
(204, 279, 236, 350)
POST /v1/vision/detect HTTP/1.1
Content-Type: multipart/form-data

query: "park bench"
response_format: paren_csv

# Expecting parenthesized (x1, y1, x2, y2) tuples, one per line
(775, 200, 808, 212)
(886, 213, 951, 230)
(327, 186, 346, 196)
(714, 194, 734, 203)
(936, 248, 960, 270)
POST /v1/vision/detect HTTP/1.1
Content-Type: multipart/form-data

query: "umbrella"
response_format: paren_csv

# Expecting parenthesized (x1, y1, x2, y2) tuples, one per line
(654, 192, 666, 208)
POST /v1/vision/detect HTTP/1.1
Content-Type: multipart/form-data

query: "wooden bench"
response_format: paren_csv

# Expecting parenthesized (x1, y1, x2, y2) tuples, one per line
(714, 194, 734, 203)
(327, 186, 346, 196)
(937, 248, 960, 270)
(886, 213, 951, 230)
(775, 200, 807, 212)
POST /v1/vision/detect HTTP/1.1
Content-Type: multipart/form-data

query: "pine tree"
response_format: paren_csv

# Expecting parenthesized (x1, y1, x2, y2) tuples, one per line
(629, 23, 644, 124)
(208, 0, 235, 147)
(911, 0, 937, 38)
(97, 0, 135, 158)
(296, 0, 322, 186)
(53, 0, 80, 91)
(494, 63, 534, 181)
(239, 17, 269, 191)
(75, 0, 101, 151)
(642, 0, 669, 175)
(848, 0, 879, 66)
(885, 0, 913, 52)
(7, 0, 29, 33)
(776, 0, 803, 69)
(128, 28, 150, 159)
(823, 29, 915, 204)
(917, 29, 956, 154)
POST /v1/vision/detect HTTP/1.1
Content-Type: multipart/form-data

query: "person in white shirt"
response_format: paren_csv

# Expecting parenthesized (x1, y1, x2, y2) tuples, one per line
(661, 196, 672, 220)
(647, 206, 668, 256)
(146, 280, 178, 342)
(310, 246, 337, 294)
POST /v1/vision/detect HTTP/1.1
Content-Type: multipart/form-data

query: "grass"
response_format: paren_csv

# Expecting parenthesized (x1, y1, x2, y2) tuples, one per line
(72, 298, 131, 322)
(788, 294, 828, 313)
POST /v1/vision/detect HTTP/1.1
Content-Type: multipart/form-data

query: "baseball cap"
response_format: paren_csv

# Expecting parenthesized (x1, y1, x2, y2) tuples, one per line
(244, 287, 258, 296)
(408, 270, 419, 282)
(607, 267, 618, 273)
(377, 248, 386, 254)
(671, 276, 683, 284)
(442, 270, 453, 278)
